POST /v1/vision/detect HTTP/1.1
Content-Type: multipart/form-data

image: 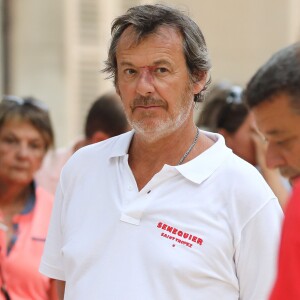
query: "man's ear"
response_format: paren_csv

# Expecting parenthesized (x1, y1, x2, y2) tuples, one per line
(192, 71, 208, 95)
(90, 131, 110, 144)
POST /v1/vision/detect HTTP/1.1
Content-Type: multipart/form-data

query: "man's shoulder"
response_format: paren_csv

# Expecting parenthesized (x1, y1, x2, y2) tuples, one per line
(224, 153, 259, 175)
(222, 153, 272, 192)
(198, 130, 259, 177)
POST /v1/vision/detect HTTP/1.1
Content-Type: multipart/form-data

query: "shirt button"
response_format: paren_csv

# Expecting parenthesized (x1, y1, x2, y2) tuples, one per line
(128, 186, 133, 191)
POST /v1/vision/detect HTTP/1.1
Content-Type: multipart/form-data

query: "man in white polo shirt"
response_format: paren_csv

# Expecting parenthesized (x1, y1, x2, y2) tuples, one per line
(40, 4, 283, 300)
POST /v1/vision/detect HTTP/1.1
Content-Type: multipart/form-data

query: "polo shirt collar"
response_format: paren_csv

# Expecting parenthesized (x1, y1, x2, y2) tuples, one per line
(109, 130, 135, 158)
(109, 130, 232, 185)
(175, 131, 232, 184)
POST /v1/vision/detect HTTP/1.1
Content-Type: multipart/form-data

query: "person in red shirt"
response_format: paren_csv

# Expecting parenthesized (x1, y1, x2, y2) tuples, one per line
(244, 42, 300, 299)
(270, 180, 300, 299)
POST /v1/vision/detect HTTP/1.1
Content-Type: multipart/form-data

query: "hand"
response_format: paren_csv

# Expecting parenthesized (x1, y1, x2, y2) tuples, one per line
(251, 128, 289, 209)
(251, 129, 268, 170)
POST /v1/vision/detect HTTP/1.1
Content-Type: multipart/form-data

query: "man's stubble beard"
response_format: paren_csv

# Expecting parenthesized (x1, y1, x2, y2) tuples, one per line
(127, 83, 195, 143)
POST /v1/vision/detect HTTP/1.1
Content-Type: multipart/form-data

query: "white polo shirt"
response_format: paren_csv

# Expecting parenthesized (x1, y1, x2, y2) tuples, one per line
(40, 130, 283, 300)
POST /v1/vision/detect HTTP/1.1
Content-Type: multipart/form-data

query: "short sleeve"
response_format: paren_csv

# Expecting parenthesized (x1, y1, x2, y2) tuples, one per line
(235, 198, 283, 300)
(39, 180, 65, 280)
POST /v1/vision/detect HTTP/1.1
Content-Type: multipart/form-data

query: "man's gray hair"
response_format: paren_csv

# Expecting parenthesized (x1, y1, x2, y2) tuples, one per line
(102, 4, 211, 102)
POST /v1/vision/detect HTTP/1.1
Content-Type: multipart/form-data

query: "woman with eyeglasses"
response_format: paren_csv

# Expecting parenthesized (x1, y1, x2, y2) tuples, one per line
(197, 82, 290, 209)
(0, 96, 58, 300)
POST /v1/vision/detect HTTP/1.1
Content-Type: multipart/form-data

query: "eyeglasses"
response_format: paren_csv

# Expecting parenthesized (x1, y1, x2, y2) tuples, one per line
(2, 95, 49, 112)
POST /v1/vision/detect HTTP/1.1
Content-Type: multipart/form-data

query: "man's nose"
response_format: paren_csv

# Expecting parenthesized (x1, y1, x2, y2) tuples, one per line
(265, 143, 286, 169)
(136, 67, 155, 96)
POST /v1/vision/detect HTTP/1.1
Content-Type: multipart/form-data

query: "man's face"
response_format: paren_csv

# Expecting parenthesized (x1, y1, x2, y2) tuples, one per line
(252, 93, 300, 184)
(115, 25, 205, 141)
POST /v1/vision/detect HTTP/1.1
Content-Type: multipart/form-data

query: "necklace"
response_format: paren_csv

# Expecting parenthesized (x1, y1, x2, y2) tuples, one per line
(178, 128, 200, 165)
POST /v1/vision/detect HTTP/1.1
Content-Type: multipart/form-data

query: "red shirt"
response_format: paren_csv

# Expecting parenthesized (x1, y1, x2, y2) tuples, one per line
(0, 186, 54, 300)
(270, 180, 300, 300)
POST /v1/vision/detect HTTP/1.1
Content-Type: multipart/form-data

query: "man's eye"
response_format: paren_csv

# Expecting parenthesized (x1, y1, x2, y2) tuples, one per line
(124, 69, 136, 75)
(155, 67, 168, 74)
(277, 140, 287, 146)
(276, 138, 292, 146)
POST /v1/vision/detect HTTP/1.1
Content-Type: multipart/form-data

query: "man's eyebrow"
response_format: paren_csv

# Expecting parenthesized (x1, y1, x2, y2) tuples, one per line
(119, 61, 135, 67)
(119, 59, 172, 68)
(152, 59, 172, 65)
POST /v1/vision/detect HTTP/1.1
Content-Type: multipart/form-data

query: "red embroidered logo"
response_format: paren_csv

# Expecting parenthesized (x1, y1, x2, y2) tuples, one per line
(157, 221, 203, 248)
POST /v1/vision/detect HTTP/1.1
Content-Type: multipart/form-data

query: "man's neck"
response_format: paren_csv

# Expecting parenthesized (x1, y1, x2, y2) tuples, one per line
(127, 124, 213, 190)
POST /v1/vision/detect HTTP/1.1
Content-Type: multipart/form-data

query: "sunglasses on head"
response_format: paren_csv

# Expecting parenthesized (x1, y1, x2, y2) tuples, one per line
(225, 86, 243, 105)
(2, 95, 49, 112)
(216, 86, 246, 131)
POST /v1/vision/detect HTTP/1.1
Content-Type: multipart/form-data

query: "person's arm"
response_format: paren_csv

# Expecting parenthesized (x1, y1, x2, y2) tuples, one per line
(252, 129, 290, 209)
(56, 280, 66, 300)
(48, 279, 59, 300)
